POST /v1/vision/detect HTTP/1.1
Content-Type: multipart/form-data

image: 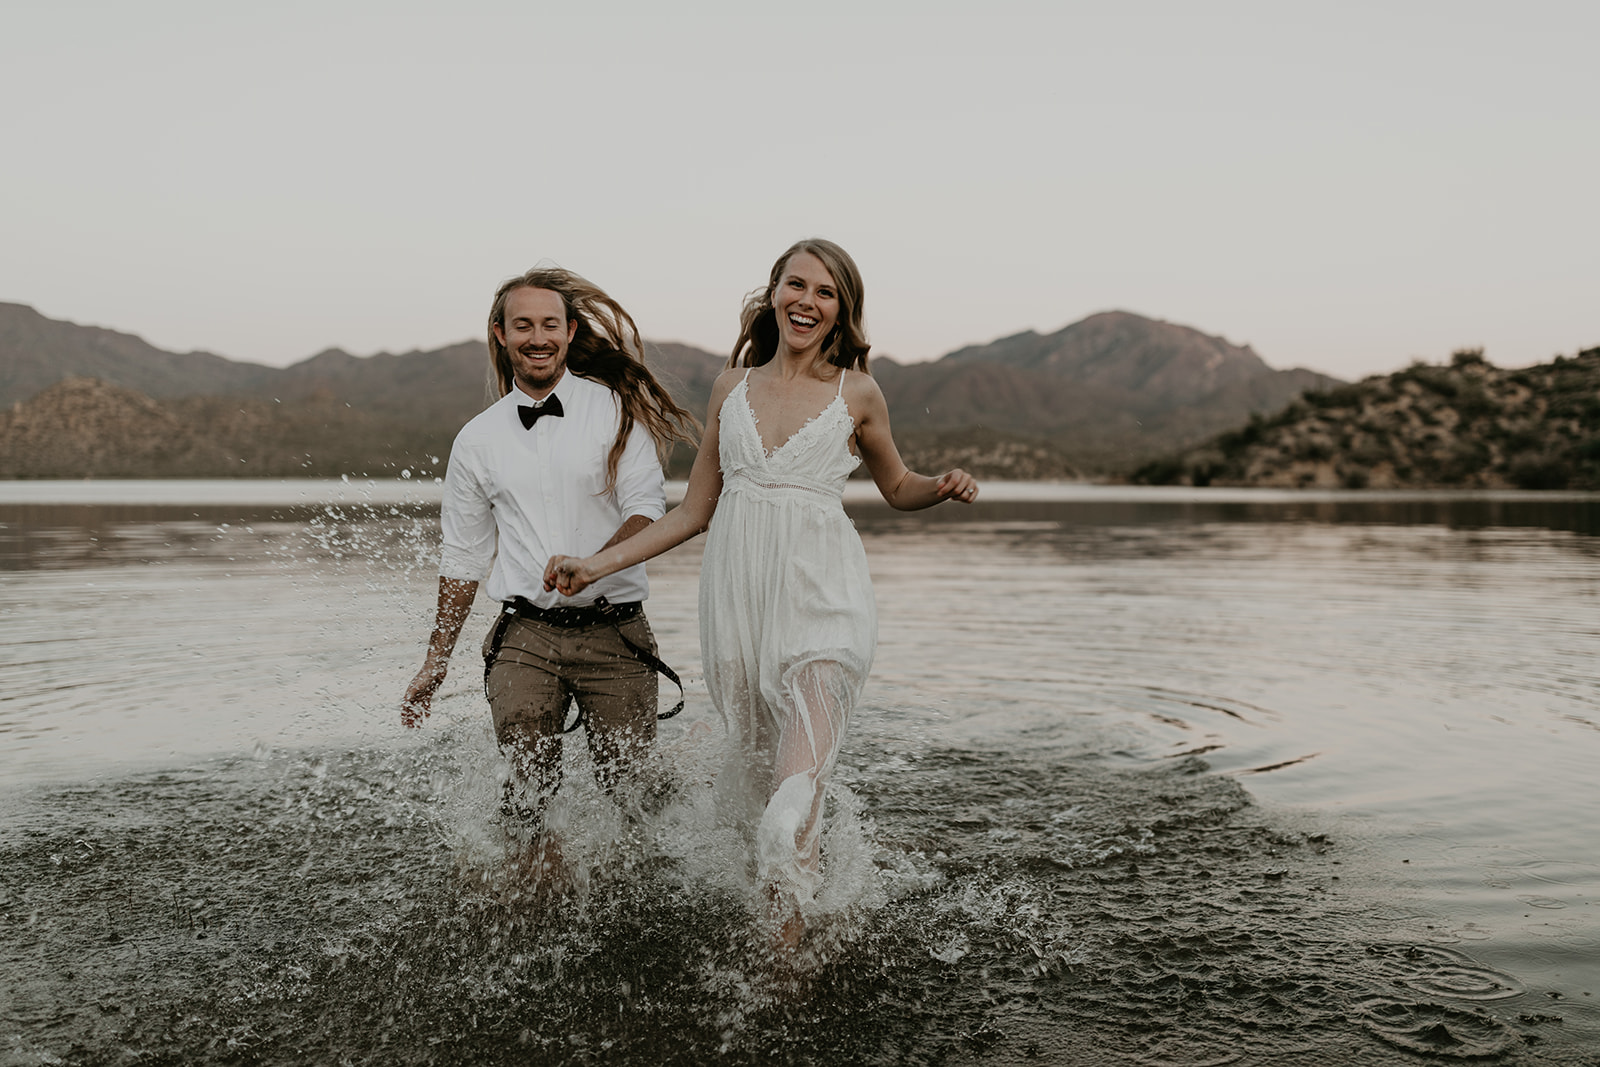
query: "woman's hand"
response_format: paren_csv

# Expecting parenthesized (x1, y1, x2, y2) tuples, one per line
(543, 554, 595, 597)
(936, 469, 980, 504)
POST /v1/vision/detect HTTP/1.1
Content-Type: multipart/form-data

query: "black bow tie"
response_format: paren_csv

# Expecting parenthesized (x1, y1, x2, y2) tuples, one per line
(518, 395, 564, 429)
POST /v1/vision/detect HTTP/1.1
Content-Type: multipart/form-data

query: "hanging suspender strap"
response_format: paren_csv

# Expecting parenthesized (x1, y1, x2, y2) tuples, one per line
(593, 595, 685, 721)
(483, 607, 516, 678)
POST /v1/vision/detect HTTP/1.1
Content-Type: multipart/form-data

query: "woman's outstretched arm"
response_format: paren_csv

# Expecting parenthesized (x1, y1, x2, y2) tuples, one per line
(847, 370, 979, 510)
(545, 368, 741, 596)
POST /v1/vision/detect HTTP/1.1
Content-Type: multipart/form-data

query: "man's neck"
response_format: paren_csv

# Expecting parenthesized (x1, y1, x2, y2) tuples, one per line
(512, 371, 565, 403)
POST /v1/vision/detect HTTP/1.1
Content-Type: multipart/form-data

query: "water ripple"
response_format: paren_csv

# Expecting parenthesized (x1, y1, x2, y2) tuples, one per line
(1354, 997, 1518, 1058)
(1367, 944, 1527, 1001)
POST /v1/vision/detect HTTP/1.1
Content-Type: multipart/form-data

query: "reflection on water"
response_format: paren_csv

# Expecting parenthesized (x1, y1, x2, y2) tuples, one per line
(2, 483, 1598, 1064)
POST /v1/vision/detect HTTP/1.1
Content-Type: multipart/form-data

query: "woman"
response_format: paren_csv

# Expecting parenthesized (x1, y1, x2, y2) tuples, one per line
(545, 238, 977, 940)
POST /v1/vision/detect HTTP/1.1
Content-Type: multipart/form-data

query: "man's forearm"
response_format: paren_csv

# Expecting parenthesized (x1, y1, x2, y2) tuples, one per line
(426, 577, 480, 662)
(601, 513, 654, 551)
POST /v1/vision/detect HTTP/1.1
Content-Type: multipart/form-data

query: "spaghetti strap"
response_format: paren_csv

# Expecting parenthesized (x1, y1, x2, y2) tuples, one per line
(835, 368, 847, 397)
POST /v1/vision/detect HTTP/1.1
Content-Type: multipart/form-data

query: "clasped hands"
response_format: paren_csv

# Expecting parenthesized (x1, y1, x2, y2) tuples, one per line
(543, 554, 593, 597)
(542, 468, 973, 599)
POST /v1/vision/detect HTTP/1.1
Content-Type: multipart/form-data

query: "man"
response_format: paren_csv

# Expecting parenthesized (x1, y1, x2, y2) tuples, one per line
(401, 266, 697, 829)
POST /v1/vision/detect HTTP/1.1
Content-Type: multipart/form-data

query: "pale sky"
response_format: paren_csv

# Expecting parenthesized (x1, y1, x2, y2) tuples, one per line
(2, 0, 1595, 381)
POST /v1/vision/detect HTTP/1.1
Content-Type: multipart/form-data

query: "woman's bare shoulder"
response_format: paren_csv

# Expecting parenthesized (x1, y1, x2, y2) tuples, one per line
(710, 365, 746, 398)
(842, 367, 887, 408)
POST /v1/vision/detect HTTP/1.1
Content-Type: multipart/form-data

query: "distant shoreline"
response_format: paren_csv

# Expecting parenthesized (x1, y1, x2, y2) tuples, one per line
(3, 478, 1598, 508)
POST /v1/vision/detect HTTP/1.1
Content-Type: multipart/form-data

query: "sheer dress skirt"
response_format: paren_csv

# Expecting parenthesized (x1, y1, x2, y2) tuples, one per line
(699, 478, 876, 903)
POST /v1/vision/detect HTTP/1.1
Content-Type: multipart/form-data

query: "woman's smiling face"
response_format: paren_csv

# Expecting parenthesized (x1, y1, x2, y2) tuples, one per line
(771, 251, 840, 357)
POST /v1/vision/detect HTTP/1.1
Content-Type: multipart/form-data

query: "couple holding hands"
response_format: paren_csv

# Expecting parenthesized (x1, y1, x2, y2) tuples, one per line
(402, 238, 978, 942)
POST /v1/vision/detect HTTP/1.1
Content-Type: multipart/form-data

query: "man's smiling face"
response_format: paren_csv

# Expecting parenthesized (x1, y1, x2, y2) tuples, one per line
(495, 286, 577, 399)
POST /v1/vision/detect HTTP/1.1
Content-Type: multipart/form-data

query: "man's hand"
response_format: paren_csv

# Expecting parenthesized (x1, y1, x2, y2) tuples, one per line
(402, 576, 479, 729)
(401, 659, 447, 727)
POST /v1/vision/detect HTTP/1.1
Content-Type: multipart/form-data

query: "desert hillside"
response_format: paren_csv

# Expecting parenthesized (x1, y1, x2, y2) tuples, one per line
(1132, 348, 1600, 490)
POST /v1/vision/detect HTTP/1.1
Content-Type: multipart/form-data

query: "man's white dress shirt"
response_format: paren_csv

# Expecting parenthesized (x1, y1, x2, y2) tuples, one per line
(438, 374, 667, 608)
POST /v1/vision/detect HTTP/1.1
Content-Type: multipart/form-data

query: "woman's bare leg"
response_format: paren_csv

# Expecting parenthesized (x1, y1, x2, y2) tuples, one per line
(763, 661, 849, 946)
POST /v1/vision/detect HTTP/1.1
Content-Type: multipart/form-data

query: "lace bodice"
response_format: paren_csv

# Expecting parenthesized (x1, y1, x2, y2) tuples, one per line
(718, 373, 860, 500)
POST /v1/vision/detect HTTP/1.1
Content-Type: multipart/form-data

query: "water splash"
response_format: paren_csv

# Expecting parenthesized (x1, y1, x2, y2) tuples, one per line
(9, 493, 1600, 1062)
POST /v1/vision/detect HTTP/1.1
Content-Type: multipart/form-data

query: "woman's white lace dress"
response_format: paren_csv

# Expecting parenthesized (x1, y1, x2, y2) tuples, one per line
(699, 370, 877, 903)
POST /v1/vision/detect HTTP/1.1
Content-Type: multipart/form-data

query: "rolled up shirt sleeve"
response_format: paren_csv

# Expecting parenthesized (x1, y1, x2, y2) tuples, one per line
(438, 439, 496, 581)
(611, 417, 668, 523)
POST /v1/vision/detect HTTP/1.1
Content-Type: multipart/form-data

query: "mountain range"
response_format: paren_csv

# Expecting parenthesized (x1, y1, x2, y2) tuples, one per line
(0, 301, 1339, 479)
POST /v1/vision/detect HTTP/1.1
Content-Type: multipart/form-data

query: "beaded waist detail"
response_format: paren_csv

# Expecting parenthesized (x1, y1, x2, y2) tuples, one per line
(724, 469, 837, 498)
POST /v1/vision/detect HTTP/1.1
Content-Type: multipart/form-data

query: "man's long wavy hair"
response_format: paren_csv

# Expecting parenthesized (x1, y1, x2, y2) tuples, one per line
(729, 238, 871, 372)
(487, 267, 698, 491)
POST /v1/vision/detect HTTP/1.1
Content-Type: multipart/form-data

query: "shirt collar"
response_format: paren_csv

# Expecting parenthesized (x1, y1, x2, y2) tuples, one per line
(510, 372, 568, 409)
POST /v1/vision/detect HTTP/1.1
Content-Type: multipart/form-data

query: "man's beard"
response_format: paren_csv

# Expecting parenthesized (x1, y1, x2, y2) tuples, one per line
(515, 348, 564, 388)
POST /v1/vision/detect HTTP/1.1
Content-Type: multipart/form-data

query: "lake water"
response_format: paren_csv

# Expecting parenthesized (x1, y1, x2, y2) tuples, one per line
(2, 480, 1597, 1065)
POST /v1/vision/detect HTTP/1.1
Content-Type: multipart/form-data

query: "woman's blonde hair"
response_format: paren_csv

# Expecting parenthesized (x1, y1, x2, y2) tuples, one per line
(729, 238, 871, 372)
(487, 266, 698, 489)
